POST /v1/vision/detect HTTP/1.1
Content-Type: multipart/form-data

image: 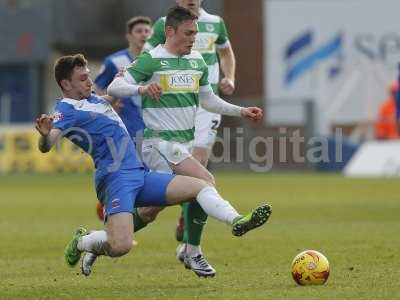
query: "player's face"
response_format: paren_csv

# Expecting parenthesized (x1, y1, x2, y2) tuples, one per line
(127, 23, 152, 49)
(172, 20, 198, 55)
(176, 0, 201, 15)
(67, 66, 93, 99)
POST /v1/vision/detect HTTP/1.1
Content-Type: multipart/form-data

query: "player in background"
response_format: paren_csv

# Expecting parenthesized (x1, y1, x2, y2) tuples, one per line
(145, 0, 236, 274)
(107, 6, 260, 277)
(35, 54, 271, 277)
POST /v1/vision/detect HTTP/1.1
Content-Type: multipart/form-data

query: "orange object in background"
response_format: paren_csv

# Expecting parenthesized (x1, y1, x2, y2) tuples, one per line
(96, 201, 105, 221)
(374, 81, 400, 140)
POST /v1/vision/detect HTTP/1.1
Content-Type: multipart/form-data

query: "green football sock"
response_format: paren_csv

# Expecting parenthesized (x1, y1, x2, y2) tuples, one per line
(133, 208, 148, 233)
(182, 201, 208, 246)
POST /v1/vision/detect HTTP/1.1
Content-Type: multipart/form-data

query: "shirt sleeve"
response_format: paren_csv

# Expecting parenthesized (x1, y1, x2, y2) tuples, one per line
(52, 103, 76, 132)
(94, 59, 118, 90)
(215, 17, 229, 46)
(126, 52, 155, 83)
(146, 17, 166, 48)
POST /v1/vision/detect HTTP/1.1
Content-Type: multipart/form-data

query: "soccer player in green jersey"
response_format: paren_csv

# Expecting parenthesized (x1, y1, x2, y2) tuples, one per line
(144, 0, 237, 275)
(108, 6, 261, 277)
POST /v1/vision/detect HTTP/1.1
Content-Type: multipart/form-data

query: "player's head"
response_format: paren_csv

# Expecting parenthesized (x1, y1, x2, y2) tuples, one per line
(176, 0, 202, 16)
(165, 5, 198, 56)
(126, 16, 152, 50)
(54, 54, 92, 100)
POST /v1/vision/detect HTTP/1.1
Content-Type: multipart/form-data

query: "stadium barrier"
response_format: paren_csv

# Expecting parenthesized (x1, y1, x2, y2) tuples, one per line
(0, 126, 93, 174)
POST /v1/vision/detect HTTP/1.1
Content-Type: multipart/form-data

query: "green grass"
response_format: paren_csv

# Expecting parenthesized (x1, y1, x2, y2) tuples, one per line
(0, 173, 399, 299)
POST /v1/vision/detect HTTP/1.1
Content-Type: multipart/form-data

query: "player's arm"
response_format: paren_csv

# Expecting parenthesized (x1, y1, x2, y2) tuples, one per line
(199, 85, 262, 122)
(35, 114, 62, 153)
(94, 59, 118, 96)
(107, 53, 161, 99)
(216, 18, 236, 95)
(217, 44, 236, 95)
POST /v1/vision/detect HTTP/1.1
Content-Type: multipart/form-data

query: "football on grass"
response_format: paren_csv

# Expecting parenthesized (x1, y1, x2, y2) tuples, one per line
(291, 250, 330, 285)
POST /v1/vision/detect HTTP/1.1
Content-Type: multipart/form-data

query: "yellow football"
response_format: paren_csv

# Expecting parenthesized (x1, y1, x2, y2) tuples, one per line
(291, 250, 330, 285)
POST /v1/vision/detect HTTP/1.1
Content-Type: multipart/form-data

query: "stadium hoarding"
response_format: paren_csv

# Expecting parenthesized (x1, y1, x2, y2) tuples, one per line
(263, 0, 400, 134)
(344, 140, 400, 177)
(0, 127, 93, 174)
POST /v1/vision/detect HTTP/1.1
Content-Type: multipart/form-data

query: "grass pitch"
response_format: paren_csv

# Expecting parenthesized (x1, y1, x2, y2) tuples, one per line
(0, 173, 399, 299)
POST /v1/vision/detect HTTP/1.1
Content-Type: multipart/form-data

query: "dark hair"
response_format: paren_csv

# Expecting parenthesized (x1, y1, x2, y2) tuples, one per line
(126, 16, 152, 33)
(54, 54, 88, 89)
(165, 5, 198, 30)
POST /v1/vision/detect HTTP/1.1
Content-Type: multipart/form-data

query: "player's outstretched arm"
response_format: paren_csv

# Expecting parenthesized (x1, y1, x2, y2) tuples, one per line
(199, 86, 263, 122)
(35, 114, 62, 153)
(108, 75, 162, 100)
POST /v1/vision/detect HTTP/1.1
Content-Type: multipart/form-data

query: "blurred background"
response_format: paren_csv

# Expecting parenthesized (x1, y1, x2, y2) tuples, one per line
(1, 0, 400, 175)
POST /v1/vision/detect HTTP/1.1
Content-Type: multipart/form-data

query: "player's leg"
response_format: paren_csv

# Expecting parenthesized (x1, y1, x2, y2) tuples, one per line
(135, 138, 214, 234)
(78, 212, 133, 276)
(163, 175, 272, 236)
(171, 156, 214, 265)
(65, 171, 140, 276)
(65, 212, 133, 270)
(140, 137, 218, 274)
(175, 110, 220, 271)
(136, 171, 272, 277)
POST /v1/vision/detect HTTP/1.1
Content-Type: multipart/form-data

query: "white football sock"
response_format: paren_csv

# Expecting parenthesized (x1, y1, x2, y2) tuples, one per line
(196, 186, 240, 225)
(77, 230, 108, 256)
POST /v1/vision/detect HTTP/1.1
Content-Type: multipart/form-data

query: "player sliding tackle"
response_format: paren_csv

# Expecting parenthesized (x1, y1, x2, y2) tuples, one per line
(107, 5, 264, 277)
(35, 53, 271, 276)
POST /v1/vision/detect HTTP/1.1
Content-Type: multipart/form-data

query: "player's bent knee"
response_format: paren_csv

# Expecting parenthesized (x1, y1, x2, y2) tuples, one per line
(139, 207, 164, 223)
(108, 238, 132, 257)
(207, 172, 215, 186)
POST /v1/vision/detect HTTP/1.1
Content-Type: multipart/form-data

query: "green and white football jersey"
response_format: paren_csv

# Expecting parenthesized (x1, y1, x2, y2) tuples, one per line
(146, 8, 230, 94)
(125, 45, 209, 143)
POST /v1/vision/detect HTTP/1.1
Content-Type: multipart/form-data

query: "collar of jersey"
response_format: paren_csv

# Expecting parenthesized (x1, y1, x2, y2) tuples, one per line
(158, 45, 197, 59)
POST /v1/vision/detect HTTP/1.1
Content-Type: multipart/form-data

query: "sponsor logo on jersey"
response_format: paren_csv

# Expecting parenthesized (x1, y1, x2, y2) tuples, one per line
(194, 33, 217, 53)
(159, 73, 199, 92)
(160, 60, 170, 67)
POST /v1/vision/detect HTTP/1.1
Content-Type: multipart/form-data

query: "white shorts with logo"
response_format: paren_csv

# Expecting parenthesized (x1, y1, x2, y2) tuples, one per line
(193, 106, 221, 150)
(142, 138, 194, 173)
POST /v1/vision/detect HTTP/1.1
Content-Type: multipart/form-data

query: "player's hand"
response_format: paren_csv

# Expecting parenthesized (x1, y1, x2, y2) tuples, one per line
(240, 107, 263, 123)
(35, 114, 54, 136)
(139, 83, 163, 100)
(115, 68, 126, 78)
(219, 77, 235, 96)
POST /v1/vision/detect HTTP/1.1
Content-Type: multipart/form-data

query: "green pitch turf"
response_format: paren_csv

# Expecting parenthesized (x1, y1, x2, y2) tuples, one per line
(0, 173, 399, 299)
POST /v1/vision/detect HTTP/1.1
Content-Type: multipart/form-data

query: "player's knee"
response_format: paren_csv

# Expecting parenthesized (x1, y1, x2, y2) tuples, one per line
(198, 156, 209, 167)
(203, 172, 215, 186)
(193, 150, 209, 167)
(142, 213, 157, 223)
(109, 239, 132, 257)
(140, 207, 162, 223)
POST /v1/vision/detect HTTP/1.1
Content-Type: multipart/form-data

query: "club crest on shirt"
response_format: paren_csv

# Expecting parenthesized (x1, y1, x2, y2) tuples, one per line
(111, 198, 120, 209)
(189, 60, 198, 69)
(52, 111, 64, 122)
(206, 24, 215, 32)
